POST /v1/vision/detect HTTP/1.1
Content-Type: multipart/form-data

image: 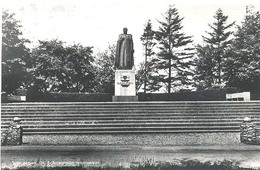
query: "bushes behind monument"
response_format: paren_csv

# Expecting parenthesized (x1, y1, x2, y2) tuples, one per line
(24, 88, 235, 102)
(26, 90, 112, 102)
(9, 87, 260, 102)
(139, 88, 238, 101)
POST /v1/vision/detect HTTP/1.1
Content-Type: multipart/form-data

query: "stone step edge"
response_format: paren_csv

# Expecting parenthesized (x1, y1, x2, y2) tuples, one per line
(2, 112, 260, 116)
(0, 122, 245, 127)
(21, 129, 240, 135)
(2, 101, 260, 104)
(2, 105, 260, 109)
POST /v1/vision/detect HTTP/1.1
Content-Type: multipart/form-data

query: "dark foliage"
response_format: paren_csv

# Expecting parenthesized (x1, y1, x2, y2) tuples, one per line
(138, 88, 238, 101)
(94, 45, 116, 93)
(2, 10, 31, 94)
(139, 20, 157, 93)
(225, 8, 260, 91)
(155, 5, 195, 93)
(26, 90, 112, 102)
(195, 8, 235, 89)
(2, 159, 253, 170)
(29, 39, 96, 93)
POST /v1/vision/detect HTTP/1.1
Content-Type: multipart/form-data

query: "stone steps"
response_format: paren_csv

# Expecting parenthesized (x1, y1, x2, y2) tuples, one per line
(1, 122, 245, 127)
(0, 119, 252, 123)
(22, 129, 238, 135)
(2, 105, 259, 109)
(2, 103, 260, 110)
(2, 101, 260, 135)
(3, 119, 256, 128)
(2, 115, 259, 120)
(2, 110, 259, 117)
(21, 126, 240, 135)
(2, 116, 259, 123)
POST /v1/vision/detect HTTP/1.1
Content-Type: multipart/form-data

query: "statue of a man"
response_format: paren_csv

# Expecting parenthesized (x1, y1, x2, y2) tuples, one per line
(115, 27, 134, 69)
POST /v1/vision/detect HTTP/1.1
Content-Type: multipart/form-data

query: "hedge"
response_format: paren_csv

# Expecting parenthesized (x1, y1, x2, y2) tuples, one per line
(138, 88, 238, 101)
(4, 87, 259, 102)
(26, 90, 112, 102)
(251, 90, 260, 100)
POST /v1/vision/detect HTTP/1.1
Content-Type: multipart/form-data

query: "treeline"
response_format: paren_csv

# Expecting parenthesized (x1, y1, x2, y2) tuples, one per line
(2, 5, 260, 95)
(2, 10, 115, 94)
(138, 5, 260, 93)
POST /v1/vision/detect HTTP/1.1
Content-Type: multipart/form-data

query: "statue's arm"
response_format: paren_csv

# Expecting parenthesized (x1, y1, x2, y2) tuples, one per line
(115, 39, 120, 67)
(131, 35, 134, 67)
(115, 35, 124, 67)
(131, 37, 134, 53)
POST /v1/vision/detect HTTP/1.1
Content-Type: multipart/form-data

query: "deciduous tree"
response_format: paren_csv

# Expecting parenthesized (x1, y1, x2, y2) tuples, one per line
(94, 45, 116, 93)
(2, 10, 30, 94)
(29, 39, 96, 92)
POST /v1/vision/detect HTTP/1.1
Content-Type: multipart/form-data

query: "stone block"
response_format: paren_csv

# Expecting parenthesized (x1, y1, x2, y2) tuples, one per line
(226, 92, 250, 101)
(114, 69, 136, 96)
(112, 96, 138, 102)
(240, 119, 260, 145)
(1, 119, 23, 146)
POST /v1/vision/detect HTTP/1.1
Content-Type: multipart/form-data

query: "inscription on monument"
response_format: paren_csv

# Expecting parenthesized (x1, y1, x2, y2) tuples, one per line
(119, 75, 131, 87)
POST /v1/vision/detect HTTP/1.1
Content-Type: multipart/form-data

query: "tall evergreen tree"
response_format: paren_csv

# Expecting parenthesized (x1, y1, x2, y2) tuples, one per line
(135, 61, 162, 93)
(194, 45, 215, 90)
(135, 62, 146, 92)
(226, 7, 260, 91)
(196, 8, 235, 89)
(140, 20, 156, 93)
(156, 5, 194, 93)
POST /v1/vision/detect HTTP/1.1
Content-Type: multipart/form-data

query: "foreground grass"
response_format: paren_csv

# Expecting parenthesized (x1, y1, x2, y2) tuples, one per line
(2, 159, 255, 170)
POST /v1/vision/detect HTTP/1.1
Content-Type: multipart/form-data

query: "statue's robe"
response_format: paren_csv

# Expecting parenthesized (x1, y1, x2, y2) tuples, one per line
(115, 34, 134, 69)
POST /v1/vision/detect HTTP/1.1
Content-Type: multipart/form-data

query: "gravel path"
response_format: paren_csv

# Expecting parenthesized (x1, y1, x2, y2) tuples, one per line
(4, 133, 260, 169)
(2, 144, 260, 169)
(23, 132, 241, 146)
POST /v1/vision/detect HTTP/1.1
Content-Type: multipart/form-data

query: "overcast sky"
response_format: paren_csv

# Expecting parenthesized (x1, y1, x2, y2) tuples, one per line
(2, 0, 260, 65)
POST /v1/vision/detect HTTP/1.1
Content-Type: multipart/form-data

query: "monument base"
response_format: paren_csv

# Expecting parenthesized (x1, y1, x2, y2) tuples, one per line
(114, 69, 136, 96)
(113, 69, 137, 102)
(112, 96, 138, 102)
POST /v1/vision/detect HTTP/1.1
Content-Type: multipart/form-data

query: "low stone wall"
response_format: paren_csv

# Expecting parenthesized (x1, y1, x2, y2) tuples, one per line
(1, 118, 23, 146)
(2, 116, 260, 146)
(240, 120, 260, 145)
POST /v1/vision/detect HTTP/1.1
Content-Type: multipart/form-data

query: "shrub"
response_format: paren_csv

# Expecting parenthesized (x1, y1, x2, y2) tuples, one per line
(138, 88, 238, 101)
(26, 90, 112, 102)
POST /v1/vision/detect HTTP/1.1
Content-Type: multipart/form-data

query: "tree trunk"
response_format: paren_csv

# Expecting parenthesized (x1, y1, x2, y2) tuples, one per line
(144, 43, 147, 93)
(168, 57, 171, 93)
(168, 35, 172, 94)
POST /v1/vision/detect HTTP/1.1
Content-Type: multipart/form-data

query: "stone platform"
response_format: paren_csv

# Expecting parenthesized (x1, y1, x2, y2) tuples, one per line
(2, 101, 260, 135)
(114, 69, 136, 96)
(113, 69, 138, 102)
(112, 96, 138, 102)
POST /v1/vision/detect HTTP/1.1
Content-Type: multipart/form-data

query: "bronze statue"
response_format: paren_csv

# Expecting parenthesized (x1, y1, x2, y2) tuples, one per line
(115, 27, 134, 69)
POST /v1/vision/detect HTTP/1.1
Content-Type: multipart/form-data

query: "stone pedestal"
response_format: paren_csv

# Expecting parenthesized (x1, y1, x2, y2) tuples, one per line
(240, 117, 260, 145)
(113, 69, 138, 102)
(1, 117, 23, 146)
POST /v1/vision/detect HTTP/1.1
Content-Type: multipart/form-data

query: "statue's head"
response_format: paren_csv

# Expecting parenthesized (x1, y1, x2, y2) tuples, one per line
(123, 27, 128, 34)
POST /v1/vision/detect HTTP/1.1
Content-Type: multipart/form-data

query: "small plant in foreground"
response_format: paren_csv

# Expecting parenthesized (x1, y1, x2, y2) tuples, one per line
(2, 159, 255, 170)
